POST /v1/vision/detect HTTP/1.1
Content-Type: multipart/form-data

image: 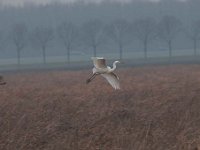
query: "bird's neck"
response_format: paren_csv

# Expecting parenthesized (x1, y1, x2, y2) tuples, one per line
(110, 61, 118, 72)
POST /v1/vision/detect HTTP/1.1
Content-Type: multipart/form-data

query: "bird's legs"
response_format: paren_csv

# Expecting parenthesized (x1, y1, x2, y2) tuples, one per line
(86, 73, 99, 84)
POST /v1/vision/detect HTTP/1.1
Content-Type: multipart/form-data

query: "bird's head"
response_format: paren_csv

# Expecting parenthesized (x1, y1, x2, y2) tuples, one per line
(115, 61, 125, 64)
(115, 61, 121, 64)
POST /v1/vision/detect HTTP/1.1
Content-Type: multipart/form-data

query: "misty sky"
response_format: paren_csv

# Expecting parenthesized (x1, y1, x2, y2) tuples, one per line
(0, 0, 187, 7)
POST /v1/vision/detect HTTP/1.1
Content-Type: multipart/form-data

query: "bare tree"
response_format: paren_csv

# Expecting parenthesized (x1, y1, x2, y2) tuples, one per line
(57, 22, 79, 64)
(157, 15, 182, 59)
(11, 23, 27, 66)
(184, 20, 200, 56)
(81, 19, 105, 57)
(0, 31, 6, 84)
(106, 19, 132, 60)
(31, 26, 53, 64)
(133, 17, 157, 59)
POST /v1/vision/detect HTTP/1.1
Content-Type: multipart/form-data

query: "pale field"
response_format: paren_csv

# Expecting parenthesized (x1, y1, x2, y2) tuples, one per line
(0, 64, 200, 150)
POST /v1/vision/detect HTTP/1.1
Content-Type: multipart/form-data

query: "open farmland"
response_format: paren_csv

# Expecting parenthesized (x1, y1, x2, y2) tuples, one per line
(0, 65, 200, 150)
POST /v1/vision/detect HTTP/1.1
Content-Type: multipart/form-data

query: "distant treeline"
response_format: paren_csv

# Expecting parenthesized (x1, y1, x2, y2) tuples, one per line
(0, 0, 200, 65)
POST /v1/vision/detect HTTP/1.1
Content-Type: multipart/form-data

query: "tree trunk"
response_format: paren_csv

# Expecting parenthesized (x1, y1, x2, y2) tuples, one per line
(42, 46, 46, 64)
(194, 39, 197, 56)
(17, 49, 21, 66)
(168, 40, 172, 61)
(93, 45, 97, 57)
(119, 44, 123, 60)
(144, 40, 147, 60)
(67, 47, 70, 64)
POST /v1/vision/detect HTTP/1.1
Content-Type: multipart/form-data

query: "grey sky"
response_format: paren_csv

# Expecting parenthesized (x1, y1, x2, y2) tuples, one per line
(0, 0, 186, 7)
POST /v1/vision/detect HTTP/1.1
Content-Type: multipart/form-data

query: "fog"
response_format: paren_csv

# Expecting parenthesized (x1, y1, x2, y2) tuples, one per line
(0, 0, 161, 7)
(0, 0, 200, 69)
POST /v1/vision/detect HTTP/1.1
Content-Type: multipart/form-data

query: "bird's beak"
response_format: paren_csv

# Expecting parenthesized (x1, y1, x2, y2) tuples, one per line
(120, 61, 125, 64)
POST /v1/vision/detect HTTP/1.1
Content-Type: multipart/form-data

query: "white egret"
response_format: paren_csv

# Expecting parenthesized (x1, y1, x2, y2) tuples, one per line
(86, 57, 121, 90)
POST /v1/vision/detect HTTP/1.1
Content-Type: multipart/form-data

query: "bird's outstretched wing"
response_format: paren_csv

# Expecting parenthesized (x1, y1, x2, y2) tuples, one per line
(101, 72, 120, 90)
(91, 57, 107, 69)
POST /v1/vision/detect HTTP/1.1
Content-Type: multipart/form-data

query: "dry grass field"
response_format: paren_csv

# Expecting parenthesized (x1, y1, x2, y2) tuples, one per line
(1, 64, 200, 150)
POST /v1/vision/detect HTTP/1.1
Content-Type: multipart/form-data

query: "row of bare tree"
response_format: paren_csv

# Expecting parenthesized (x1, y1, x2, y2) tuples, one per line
(1, 15, 200, 65)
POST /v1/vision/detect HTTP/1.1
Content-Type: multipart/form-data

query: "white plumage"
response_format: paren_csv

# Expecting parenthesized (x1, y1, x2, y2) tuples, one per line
(86, 57, 120, 90)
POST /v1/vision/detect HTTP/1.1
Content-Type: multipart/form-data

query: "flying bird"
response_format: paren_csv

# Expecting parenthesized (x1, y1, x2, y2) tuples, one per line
(86, 57, 121, 90)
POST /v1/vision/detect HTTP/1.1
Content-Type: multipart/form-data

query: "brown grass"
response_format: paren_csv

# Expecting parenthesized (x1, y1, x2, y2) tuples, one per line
(1, 64, 200, 150)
